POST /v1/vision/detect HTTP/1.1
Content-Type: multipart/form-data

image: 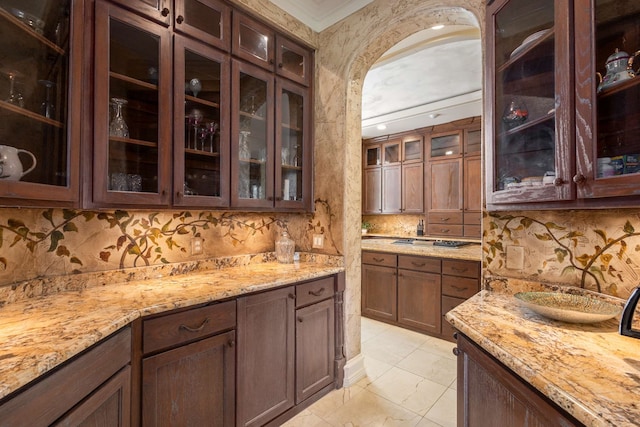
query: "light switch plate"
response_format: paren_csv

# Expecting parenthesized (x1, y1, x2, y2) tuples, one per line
(506, 245, 524, 270)
(191, 237, 203, 255)
(312, 234, 324, 249)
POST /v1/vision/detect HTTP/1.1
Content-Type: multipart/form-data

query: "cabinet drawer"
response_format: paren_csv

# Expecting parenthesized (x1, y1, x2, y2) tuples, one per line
(427, 224, 463, 236)
(296, 276, 335, 307)
(429, 212, 463, 224)
(442, 259, 480, 279)
(143, 300, 236, 354)
(362, 251, 397, 267)
(463, 212, 481, 225)
(398, 255, 440, 273)
(441, 296, 465, 342)
(442, 275, 479, 299)
(463, 225, 481, 238)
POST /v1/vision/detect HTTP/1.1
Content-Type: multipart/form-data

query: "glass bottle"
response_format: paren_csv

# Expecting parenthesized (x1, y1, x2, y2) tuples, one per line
(275, 231, 295, 263)
(109, 98, 129, 138)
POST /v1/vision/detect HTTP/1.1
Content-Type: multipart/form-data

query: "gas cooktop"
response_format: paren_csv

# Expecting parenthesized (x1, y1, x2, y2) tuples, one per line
(433, 240, 473, 248)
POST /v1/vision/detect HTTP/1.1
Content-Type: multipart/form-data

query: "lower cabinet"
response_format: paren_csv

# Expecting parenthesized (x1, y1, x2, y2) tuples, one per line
(456, 333, 583, 427)
(0, 327, 131, 427)
(140, 300, 237, 427)
(362, 250, 479, 340)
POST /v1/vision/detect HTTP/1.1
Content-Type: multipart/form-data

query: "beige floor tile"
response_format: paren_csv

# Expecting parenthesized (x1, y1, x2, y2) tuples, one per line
(424, 388, 457, 427)
(324, 388, 423, 427)
(355, 354, 394, 388)
(396, 348, 457, 387)
(415, 417, 446, 427)
(282, 409, 334, 427)
(418, 337, 457, 361)
(366, 367, 448, 416)
(361, 317, 393, 342)
(307, 385, 366, 420)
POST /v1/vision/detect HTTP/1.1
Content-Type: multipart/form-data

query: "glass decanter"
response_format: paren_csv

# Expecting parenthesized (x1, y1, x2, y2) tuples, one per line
(109, 98, 129, 138)
(275, 231, 295, 263)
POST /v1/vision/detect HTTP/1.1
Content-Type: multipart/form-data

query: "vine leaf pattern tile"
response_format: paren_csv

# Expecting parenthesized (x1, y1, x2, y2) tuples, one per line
(484, 211, 640, 298)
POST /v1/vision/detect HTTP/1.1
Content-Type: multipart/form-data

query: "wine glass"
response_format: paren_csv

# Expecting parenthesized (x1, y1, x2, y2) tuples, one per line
(188, 109, 203, 149)
(109, 98, 129, 138)
(188, 78, 202, 98)
(6, 72, 24, 108)
(206, 121, 219, 152)
(39, 80, 55, 119)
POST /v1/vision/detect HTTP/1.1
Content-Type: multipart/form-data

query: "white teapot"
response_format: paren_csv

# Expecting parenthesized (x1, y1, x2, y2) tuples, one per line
(0, 145, 37, 181)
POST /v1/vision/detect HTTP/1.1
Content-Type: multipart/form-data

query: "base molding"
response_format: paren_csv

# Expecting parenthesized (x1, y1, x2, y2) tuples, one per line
(342, 353, 366, 387)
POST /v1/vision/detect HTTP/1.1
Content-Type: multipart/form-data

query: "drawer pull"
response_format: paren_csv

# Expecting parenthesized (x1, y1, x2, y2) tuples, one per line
(452, 267, 469, 273)
(373, 257, 385, 262)
(440, 229, 450, 233)
(179, 317, 210, 333)
(411, 262, 426, 267)
(288, 293, 296, 299)
(309, 288, 326, 297)
(451, 285, 468, 291)
(228, 340, 235, 347)
(453, 347, 460, 356)
(297, 316, 303, 323)
(440, 217, 450, 221)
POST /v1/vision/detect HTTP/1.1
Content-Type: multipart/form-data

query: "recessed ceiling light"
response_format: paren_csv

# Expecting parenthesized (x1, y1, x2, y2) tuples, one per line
(377, 124, 387, 130)
(431, 24, 445, 30)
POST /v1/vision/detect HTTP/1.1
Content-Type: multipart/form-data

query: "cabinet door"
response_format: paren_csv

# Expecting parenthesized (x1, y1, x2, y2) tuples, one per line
(464, 155, 481, 212)
(232, 12, 275, 71)
(485, 0, 574, 207)
(402, 162, 424, 213)
(109, 0, 171, 25)
(574, 1, 640, 200)
(174, 0, 231, 51)
(382, 139, 401, 165)
(402, 134, 424, 163)
(142, 331, 235, 427)
(173, 35, 230, 207)
(397, 269, 441, 334)
(92, 1, 172, 207)
(363, 167, 382, 214)
(364, 143, 382, 168)
(295, 298, 335, 404)
(275, 78, 311, 210)
(361, 264, 397, 322)
(382, 164, 402, 213)
(237, 287, 295, 427)
(0, 0, 82, 206)
(231, 59, 274, 208)
(52, 366, 131, 427)
(457, 334, 581, 426)
(428, 157, 463, 212)
(276, 36, 311, 86)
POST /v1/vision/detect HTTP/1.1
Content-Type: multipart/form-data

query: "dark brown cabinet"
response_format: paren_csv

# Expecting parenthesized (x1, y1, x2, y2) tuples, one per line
(0, 328, 131, 427)
(363, 167, 382, 214)
(456, 333, 582, 427)
(0, 0, 83, 206)
(361, 251, 397, 321)
(236, 286, 295, 427)
(141, 300, 237, 427)
(397, 255, 441, 334)
(441, 259, 480, 341)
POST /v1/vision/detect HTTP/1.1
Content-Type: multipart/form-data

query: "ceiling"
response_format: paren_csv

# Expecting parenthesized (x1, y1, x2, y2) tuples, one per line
(269, 0, 483, 139)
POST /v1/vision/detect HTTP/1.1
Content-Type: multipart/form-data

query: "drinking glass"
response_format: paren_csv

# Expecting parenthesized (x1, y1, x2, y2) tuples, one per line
(109, 98, 129, 138)
(6, 72, 24, 108)
(39, 80, 55, 119)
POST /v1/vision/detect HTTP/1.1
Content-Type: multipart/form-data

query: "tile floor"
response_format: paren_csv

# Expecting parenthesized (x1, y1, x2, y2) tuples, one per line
(283, 317, 458, 427)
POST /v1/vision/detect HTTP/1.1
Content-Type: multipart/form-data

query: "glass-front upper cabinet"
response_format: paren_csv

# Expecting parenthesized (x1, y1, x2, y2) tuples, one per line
(276, 36, 311, 86)
(231, 59, 273, 208)
(92, 1, 171, 207)
(232, 12, 275, 71)
(574, 0, 640, 199)
(275, 79, 310, 209)
(0, 0, 82, 205)
(174, 35, 229, 207)
(174, 0, 230, 51)
(486, 0, 573, 207)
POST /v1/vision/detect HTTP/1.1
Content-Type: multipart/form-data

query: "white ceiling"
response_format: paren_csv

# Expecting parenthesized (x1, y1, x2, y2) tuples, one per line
(269, 0, 483, 139)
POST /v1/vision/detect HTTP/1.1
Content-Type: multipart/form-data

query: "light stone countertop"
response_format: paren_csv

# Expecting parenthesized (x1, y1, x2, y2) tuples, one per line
(446, 290, 639, 427)
(0, 261, 344, 400)
(362, 237, 482, 261)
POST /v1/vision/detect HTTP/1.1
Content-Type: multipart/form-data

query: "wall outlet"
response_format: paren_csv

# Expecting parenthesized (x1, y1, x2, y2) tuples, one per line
(191, 237, 203, 255)
(506, 245, 524, 270)
(312, 234, 324, 249)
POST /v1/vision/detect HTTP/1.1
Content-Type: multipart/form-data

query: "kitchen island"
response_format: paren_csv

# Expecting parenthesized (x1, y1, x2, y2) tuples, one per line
(446, 289, 639, 427)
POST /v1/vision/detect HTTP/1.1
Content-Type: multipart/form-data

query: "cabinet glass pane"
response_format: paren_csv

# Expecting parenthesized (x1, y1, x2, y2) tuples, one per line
(465, 129, 481, 155)
(0, 0, 70, 186)
(183, 48, 222, 197)
(403, 139, 422, 161)
(183, 0, 222, 39)
(494, 0, 555, 191)
(594, 1, 640, 178)
(238, 72, 267, 200)
(383, 143, 399, 164)
(365, 146, 380, 167)
(108, 17, 160, 193)
(239, 22, 268, 62)
(280, 45, 304, 79)
(280, 88, 303, 201)
(431, 134, 460, 157)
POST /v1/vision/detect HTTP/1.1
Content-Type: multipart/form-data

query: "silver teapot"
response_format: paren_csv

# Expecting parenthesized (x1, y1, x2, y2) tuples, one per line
(597, 48, 639, 93)
(0, 145, 37, 181)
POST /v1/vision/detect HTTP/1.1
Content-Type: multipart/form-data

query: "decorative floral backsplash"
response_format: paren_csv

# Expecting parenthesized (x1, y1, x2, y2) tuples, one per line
(483, 209, 640, 299)
(0, 199, 339, 287)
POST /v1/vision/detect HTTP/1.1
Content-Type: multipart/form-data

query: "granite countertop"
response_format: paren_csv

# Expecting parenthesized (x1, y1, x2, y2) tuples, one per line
(0, 261, 343, 401)
(446, 290, 639, 427)
(362, 237, 482, 261)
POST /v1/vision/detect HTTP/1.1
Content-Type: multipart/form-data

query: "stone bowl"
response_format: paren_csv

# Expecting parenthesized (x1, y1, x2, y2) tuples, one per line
(514, 291, 622, 324)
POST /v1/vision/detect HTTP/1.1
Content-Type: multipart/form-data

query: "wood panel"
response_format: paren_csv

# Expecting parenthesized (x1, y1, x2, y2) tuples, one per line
(382, 164, 402, 213)
(363, 168, 382, 213)
(397, 269, 441, 334)
(361, 264, 397, 321)
(402, 162, 424, 213)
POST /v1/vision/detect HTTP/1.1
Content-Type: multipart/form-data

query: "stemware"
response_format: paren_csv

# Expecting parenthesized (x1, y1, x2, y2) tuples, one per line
(188, 109, 203, 149)
(109, 98, 129, 138)
(188, 78, 202, 98)
(206, 121, 219, 152)
(6, 72, 24, 108)
(39, 80, 55, 119)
